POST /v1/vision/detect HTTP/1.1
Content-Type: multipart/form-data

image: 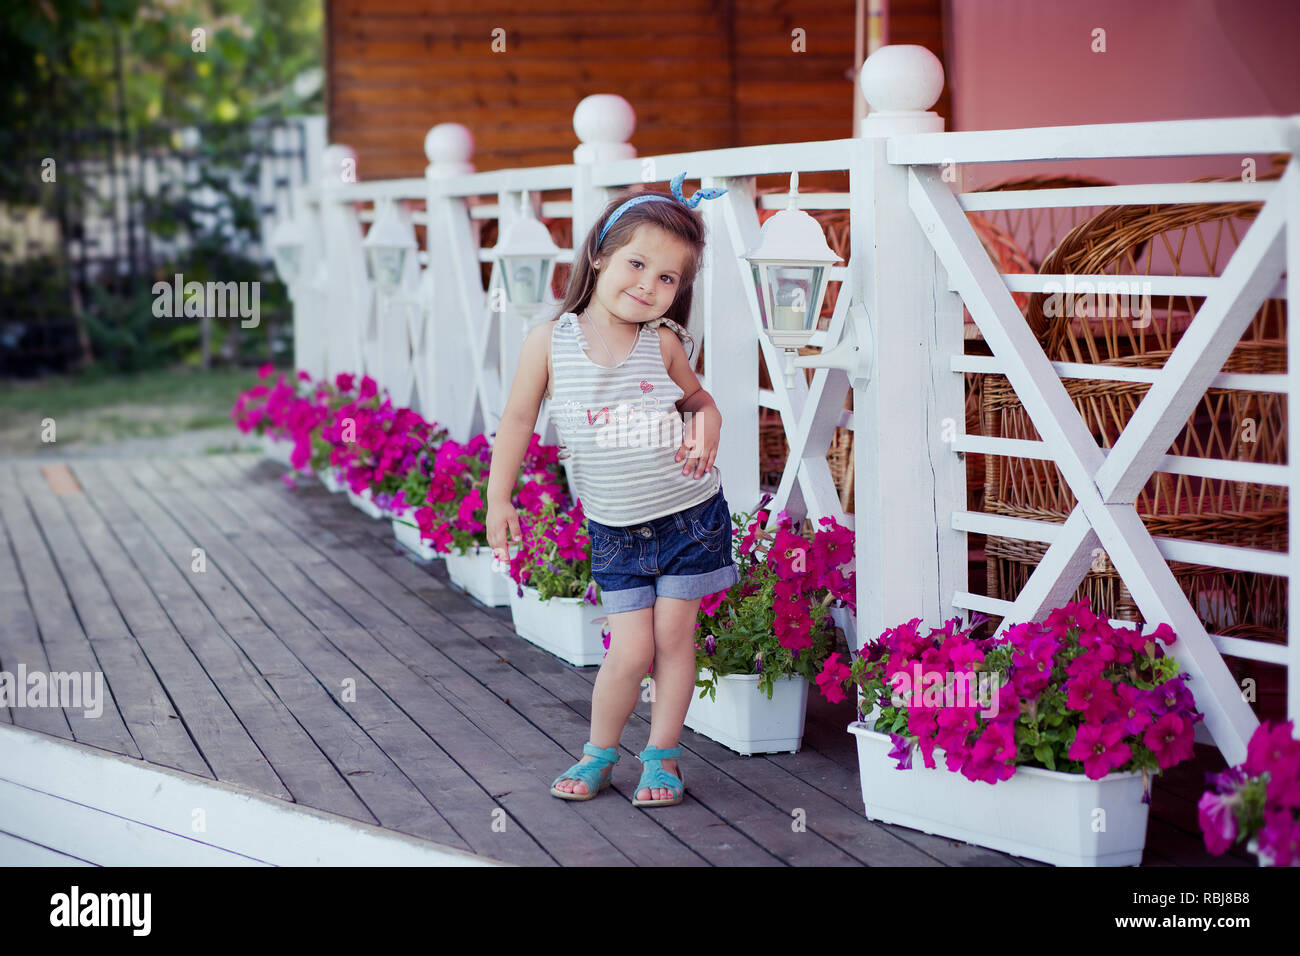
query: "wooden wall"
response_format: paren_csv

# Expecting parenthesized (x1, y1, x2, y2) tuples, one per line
(326, 0, 950, 181)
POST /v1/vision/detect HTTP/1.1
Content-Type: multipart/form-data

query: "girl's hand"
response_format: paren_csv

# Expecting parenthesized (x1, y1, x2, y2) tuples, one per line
(676, 408, 721, 480)
(486, 499, 522, 562)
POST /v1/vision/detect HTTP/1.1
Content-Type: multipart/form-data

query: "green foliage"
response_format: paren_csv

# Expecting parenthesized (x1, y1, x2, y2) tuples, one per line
(80, 283, 175, 373)
(1, 0, 322, 144)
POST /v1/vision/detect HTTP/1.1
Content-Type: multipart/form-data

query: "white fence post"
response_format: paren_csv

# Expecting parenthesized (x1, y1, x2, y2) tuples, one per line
(701, 176, 761, 517)
(298, 116, 328, 201)
(422, 124, 481, 440)
(851, 45, 966, 650)
(318, 143, 370, 380)
(290, 189, 328, 381)
(566, 94, 636, 497)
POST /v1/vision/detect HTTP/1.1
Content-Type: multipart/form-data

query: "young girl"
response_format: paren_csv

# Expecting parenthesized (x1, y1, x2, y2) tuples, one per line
(485, 173, 738, 807)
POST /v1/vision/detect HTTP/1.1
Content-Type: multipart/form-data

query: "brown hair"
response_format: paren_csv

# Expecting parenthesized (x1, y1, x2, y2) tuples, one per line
(552, 188, 707, 339)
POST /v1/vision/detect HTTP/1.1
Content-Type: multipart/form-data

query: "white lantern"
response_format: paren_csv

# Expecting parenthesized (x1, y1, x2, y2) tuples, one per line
(363, 200, 416, 294)
(493, 190, 561, 315)
(742, 171, 842, 386)
(269, 216, 306, 287)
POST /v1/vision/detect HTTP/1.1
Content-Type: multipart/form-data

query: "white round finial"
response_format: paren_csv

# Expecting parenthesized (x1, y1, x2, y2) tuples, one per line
(424, 123, 474, 166)
(321, 143, 357, 187)
(860, 44, 944, 113)
(574, 94, 635, 145)
(572, 95, 637, 163)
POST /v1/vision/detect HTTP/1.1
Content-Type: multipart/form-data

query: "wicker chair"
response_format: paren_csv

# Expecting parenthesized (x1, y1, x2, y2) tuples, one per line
(982, 158, 1290, 638)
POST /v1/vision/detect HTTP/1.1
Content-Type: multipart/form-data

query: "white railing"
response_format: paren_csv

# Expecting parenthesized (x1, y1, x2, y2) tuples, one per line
(276, 46, 1296, 765)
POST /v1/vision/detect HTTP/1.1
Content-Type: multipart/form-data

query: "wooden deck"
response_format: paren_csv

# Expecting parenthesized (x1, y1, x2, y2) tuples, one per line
(0, 453, 1256, 866)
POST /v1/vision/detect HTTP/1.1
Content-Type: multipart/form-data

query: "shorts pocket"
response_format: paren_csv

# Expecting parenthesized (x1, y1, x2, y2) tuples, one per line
(688, 502, 728, 553)
(590, 528, 622, 572)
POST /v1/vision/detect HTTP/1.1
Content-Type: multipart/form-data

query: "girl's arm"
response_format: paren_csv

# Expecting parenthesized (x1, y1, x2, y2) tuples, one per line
(485, 321, 553, 559)
(656, 327, 722, 479)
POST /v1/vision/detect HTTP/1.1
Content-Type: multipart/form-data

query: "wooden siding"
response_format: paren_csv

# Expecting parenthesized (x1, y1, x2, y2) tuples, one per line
(327, 0, 951, 180)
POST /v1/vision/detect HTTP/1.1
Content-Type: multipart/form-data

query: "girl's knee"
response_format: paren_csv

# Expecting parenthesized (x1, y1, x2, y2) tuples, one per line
(604, 628, 655, 673)
(651, 626, 699, 658)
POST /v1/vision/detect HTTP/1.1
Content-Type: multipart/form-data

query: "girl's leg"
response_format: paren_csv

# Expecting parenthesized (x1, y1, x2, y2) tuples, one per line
(553, 605, 655, 794)
(639, 594, 703, 802)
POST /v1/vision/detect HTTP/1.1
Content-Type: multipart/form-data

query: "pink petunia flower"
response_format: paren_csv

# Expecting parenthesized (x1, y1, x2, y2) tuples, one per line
(1068, 721, 1132, 779)
(1255, 807, 1300, 867)
(1197, 791, 1239, 855)
(1144, 712, 1195, 770)
(1066, 671, 1120, 722)
(699, 590, 727, 617)
(816, 653, 852, 704)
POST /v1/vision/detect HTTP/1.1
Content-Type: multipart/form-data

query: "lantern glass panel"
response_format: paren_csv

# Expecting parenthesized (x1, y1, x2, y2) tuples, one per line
(770, 264, 824, 332)
(273, 244, 301, 284)
(367, 247, 407, 290)
(750, 263, 769, 328)
(504, 255, 552, 305)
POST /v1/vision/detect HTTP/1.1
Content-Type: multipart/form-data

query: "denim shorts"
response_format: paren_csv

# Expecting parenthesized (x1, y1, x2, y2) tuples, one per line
(587, 487, 741, 614)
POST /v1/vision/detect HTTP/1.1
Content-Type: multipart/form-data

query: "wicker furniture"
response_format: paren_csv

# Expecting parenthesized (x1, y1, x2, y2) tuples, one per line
(982, 160, 1290, 637)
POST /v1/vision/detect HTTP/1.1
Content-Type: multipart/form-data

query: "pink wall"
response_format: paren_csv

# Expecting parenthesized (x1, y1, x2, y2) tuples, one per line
(943, 0, 1300, 187)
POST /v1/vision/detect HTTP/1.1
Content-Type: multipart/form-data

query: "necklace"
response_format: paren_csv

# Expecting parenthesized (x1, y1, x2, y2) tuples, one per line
(580, 309, 635, 367)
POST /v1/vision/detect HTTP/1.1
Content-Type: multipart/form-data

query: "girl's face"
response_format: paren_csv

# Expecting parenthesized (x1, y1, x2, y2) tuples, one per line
(591, 224, 691, 324)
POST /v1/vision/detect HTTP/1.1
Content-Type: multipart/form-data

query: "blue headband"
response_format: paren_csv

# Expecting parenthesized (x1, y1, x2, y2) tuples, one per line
(597, 171, 727, 247)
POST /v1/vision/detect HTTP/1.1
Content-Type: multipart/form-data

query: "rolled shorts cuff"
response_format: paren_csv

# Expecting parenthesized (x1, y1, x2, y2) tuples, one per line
(598, 584, 657, 615)
(655, 563, 740, 601)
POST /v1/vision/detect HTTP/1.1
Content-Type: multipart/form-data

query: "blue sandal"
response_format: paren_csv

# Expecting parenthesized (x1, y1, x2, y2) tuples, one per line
(632, 745, 686, 807)
(550, 742, 619, 801)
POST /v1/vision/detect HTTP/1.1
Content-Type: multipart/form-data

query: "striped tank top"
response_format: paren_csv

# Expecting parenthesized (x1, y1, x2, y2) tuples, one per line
(549, 311, 722, 526)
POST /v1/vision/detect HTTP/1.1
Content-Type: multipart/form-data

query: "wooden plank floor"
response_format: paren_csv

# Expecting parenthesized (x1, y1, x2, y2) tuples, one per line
(0, 453, 1256, 867)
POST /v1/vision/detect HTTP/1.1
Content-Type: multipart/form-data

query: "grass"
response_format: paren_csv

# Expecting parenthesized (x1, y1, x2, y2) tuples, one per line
(0, 364, 265, 457)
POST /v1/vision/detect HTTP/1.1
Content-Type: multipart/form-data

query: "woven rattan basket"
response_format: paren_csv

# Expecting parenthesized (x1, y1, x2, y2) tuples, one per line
(984, 158, 1290, 636)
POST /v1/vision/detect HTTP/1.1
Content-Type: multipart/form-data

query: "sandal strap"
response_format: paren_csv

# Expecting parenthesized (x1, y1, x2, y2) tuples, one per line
(637, 765, 683, 794)
(583, 742, 620, 764)
(552, 742, 619, 789)
(638, 745, 681, 762)
(636, 745, 684, 796)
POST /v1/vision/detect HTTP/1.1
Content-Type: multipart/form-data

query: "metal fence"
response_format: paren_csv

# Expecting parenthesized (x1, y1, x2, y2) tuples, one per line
(0, 115, 324, 375)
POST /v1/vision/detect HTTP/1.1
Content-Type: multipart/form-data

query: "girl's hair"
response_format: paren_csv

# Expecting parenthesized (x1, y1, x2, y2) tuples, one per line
(551, 188, 707, 343)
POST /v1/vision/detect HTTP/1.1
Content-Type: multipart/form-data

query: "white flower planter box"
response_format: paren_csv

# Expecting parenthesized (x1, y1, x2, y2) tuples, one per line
(390, 506, 438, 563)
(319, 467, 347, 494)
(848, 717, 1151, 866)
(260, 432, 294, 468)
(508, 586, 605, 666)
(445, 547, 512, 607)
(346, 486, 385, 520)
(684, 672, 809, 755)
